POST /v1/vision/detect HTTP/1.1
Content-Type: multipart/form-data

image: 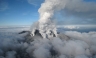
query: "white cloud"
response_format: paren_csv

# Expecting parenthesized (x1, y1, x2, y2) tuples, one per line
(57, 25, 79, 29)
(64, 25, 79, 29)
(0, 27, 96, 58)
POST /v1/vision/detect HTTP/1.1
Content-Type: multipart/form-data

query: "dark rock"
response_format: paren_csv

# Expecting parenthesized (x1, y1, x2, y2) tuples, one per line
(34, 29, 42, 37)
(18, 31, 30, 34)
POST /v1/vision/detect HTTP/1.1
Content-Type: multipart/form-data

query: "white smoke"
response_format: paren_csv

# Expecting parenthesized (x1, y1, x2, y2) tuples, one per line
(31, 0, 96, 38)
(31, 0, 67, 38)
(28, 0, 96, 57)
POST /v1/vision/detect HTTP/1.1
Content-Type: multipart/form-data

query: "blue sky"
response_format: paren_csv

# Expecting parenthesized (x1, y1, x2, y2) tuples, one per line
(0, 0, 43, 26)
(0, 0, 96, 26)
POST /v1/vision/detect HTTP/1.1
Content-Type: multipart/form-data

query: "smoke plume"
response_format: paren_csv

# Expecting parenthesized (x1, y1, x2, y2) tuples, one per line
(31, 0, 67, 38)
(31, 0, 96, 38)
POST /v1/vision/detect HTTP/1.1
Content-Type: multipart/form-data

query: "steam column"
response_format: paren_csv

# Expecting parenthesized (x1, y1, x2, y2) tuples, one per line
(38, 12, 57, 39)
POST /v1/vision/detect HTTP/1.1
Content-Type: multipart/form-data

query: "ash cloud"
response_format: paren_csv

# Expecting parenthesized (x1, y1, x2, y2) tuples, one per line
(53, 0, 96, 25)
(62, 0, 96, 18)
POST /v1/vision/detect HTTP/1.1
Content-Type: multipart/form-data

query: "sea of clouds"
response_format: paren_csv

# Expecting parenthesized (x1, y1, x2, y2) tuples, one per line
(0, 27, 96, 58)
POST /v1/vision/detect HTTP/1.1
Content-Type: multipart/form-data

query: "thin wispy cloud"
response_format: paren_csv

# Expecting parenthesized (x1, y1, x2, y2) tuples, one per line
(27, 0, 44, 6)
(0, 0, 9, 11)
(27, 0, 37, 6)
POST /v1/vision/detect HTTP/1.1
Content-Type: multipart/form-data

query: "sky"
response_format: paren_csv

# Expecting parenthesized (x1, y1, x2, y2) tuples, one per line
(0, 0, 43, 26)
(0, 0, 96, 26)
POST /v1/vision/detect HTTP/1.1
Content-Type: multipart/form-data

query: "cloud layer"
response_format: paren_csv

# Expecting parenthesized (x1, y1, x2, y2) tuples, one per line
(0, 27, 96, 58)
